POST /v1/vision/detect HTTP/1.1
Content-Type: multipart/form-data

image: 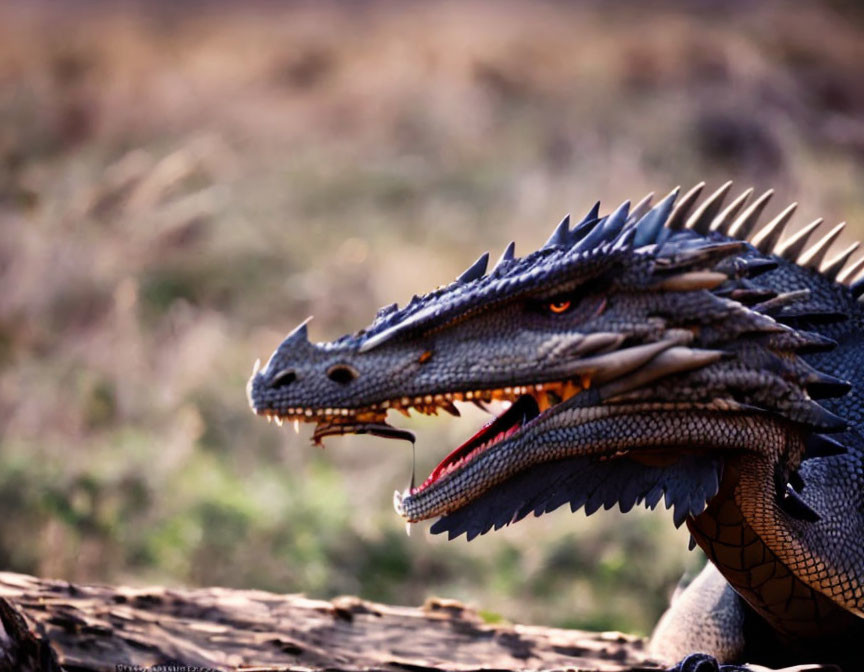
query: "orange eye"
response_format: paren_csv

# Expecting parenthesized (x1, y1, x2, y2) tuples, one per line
(548, 300, 571, 314)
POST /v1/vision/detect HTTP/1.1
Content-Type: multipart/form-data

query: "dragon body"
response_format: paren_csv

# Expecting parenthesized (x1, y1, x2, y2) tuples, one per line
(248, 183, 864, 669)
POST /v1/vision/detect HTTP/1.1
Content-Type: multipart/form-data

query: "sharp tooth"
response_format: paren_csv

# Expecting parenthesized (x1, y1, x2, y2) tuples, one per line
(398, 408, 411, 418)
(472, 399, 492, 414)
(293, 419, 300, 434)
(252, 358, 261, 376)
(275, 416, 283, 427)
(405, 521, 413, 537)
(267, 415, 272, 423)
(442, 401, 461, 417)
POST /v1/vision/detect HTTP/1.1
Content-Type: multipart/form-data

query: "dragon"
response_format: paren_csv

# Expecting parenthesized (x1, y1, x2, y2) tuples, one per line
(247, 182, 864, 671)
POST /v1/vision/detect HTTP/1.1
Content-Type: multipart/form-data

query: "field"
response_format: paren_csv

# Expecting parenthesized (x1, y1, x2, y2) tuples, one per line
(1, 0, 864, 636)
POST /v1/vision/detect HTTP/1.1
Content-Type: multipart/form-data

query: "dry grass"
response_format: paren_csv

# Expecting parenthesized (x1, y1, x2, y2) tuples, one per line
(1, 0, 863, 635)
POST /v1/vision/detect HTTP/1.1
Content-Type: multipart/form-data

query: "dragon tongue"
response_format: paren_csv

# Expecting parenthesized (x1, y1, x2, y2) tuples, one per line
(425, 394, 540, 485)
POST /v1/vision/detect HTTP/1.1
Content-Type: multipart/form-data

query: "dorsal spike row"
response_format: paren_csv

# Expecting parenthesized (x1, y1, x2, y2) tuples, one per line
(543, 214, 571, 249)
(751, 202, 797, 253)
(728, 189, 773, 239)
(822, 242, 860, 281)
(634, 187, 679, 247)
(456, 251, 489, 283)
(666, 182, 705, 231)
(798, 221, 845, 269)
(686, 180, 732, 234)
(776, 218, 824, 261)
(711, 188, 753, 233)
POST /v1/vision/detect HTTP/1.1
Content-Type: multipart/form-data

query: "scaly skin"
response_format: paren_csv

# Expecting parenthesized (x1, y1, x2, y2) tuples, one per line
(248, 183, 864, 669)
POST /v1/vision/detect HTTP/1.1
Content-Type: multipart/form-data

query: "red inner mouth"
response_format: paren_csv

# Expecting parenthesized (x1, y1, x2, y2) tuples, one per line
(412, 394, 540, 494)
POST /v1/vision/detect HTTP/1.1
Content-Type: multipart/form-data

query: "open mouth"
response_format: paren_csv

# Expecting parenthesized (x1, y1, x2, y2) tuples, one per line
(253, 377, 589, 491)
(412, 394, 541, 495)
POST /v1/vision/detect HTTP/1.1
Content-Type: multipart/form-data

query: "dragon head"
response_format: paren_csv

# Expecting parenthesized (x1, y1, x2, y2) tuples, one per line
(248, 183, 853, 540)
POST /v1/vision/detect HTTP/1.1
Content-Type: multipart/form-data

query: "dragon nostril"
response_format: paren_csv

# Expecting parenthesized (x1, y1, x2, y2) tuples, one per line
(270, 369, 297, 388)
(327, 364, 359, 385)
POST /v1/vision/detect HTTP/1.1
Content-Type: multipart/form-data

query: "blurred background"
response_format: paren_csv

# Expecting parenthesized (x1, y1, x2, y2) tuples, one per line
(1, 0, 864, 637)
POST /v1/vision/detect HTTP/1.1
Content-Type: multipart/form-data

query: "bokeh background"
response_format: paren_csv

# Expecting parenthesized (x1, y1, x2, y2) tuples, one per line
(2, 0, 864, 637)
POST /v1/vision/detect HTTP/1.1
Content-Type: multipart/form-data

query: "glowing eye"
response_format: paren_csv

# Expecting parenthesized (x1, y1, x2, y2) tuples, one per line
(548, 300, 571, 314)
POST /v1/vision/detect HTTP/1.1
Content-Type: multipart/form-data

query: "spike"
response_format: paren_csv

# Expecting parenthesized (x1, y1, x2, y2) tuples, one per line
(805, 370, 852, 399)
(569, 202, 601, 244)
(753, 289, 810, 315)
(579, 339, 680, 386)
(634, 187, 679, 247)
(798, 222, 845, 269)
(600, 347, 724, 398)
(603, 200, 631, 234)
(779, 486, 820, 522)
(821, 242, 859, 280)
(803, 433, 847, 460)
(628, 191, 654, 223)
(665, 182, 704, 230)
(456, 251, 489, 283)
(441, 401, 461, 417)
(836, 254, 864, 284)
(711, 187, 753, 234)
(776, 218, 823, 261)
(751, 202, 797, 253)
(727, 189, 773, 240)
(284, 316, 313, 345)
(492, 241, 516, 273)
(686, 180, 732, 234)
(543, 214, 571, 248)
(293, 419, 300, 434)
(655, 271, 728, 291)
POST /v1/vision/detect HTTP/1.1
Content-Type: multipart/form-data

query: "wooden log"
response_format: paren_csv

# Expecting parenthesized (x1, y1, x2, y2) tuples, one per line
(0, 571, 663, 672)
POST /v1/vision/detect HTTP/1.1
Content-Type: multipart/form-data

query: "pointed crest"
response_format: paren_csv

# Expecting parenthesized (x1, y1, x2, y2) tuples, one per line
(543, 214, 571, 249)
(457, 251, 490, 283)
